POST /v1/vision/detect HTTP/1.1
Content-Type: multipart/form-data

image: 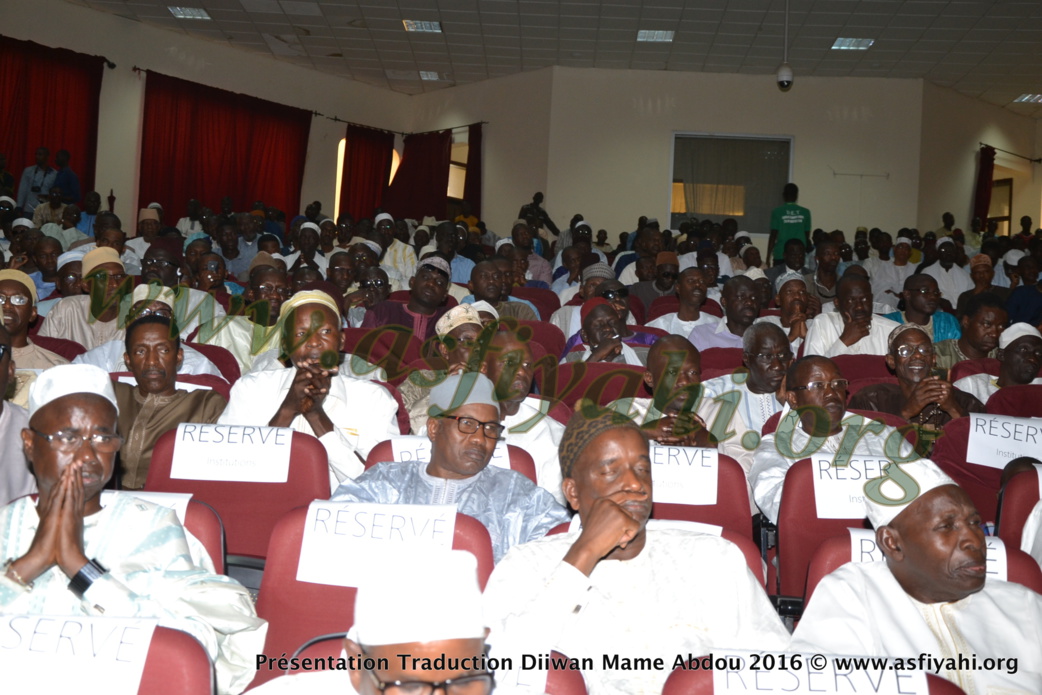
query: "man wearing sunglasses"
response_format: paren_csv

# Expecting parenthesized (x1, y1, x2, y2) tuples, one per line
(629, 251, 680, 313)
(750, 355, 916, 524)
(332, 372, 569, 562)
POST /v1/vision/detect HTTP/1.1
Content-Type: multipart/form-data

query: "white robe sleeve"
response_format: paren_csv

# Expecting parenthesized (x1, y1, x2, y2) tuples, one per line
(749, 433, 790, 524)
(788, 565, 878, 656)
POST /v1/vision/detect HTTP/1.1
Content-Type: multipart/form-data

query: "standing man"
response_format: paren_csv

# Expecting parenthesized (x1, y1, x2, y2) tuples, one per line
(768, 182, 811, 265)
(16, 147, 56, 213)
(76, 191, 101, 238)
(51, 149, 80, 204)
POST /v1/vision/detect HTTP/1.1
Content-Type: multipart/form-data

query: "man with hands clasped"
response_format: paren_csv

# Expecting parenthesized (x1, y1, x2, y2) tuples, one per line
(803, 274, 901, 356)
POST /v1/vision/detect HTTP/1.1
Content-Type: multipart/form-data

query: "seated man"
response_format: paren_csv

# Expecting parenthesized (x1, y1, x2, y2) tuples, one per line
(361, 256, 452, 342)
(562, 298, 648, 366)
(955, 252, 1009, 316)
(703, 322, 792, 476)
(251, 550, 491, 694)
(201, 260, 289, 372)
(688, 274, 759, 351)
(954, 323, 1042, 403)
(72, 284, 223, 377)
(398, 304, 485, 434)
(465, 259, 537, 321)
(27, 236, 61, 300)
(483, 408, 789, 695)
(549, 261, 613, 338)
(884, 273, 961, 342)
(850, 324, 983, 437)
(0, 269, 68, 369)
(933, 292, 1007, 371)
(219, 289, 400, 489)
(0, 325, 35, 505)
(755, 271, 812, 353)
(764, 237, 812, 291)
(629, 251, 680, 312)
(922, 237, 973, 306)
(790, 460, 1042, 694)
(113, 315, 227, 489)
(803, 274, 902, 356)
(332, 372, 569, 562)
(139, 237, 227, 337)
(481, 322, 567, 504)
(35, 248, 86, 317)
(0, 364, 266, 694)
(607, 334, 714, 447)
(645, 266, 720, 336)
(750, 355, 913, 523)
(37, 247, 129, 350)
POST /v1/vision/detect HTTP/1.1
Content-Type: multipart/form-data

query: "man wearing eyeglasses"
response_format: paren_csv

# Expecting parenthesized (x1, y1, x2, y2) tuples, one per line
(883, 274, 961, 343)
(38, 247, 129, 350)
(803, 274, 902, 357)
(332, 372, 569, 562)
(200, 261, 290, 372)
(850, 325, 982, 439)
(749, 355, 916, 524)
(0, 269, 68, 370)
(0, 364, 266, 694)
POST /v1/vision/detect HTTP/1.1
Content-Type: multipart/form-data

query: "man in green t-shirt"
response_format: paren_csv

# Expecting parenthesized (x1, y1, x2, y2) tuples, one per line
(768, 183, 812, 265)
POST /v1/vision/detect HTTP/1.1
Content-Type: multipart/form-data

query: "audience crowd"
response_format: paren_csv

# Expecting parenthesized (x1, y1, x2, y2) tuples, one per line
(1, 168, 1042, 694)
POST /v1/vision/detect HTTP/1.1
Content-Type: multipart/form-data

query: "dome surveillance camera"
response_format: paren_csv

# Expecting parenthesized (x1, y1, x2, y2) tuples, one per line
(777, 62, 793, 91)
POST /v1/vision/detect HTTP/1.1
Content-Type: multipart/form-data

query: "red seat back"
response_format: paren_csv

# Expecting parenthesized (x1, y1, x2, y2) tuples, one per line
(518, 319, 566, 361)
(647, 294, 680, 322)
(139, 626, 215, 695)
(997, 466, 1041, 548)
(533, 362, 648, 409)
(931, 417, 1002, 523)
(950, 357, 1000, 384)
(806, 532, 1042, 604)
(184, 499, 226, 575)
(986, 383, 1042, 417)
(252, 506, 494, 688)
(145, 428, 330, 559)
(832, 354, 891, 380)
(699, 348, 744, 374)
(777, 459, 871, 600)
(31, 334, 87, 361)
(184, 341, 241, 385)
(703, 298, 723, 318)
(342, 326, 423, 382)
(512, 286, 561, 320)
(363, 437, 539, 485)
(633, 324, 668, 338)
(652, 454, 753, 538)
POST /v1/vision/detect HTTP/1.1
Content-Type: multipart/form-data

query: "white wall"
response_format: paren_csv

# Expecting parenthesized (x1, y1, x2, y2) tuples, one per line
(409, 68, 555, 235)
(544, 67, 924, 236)
(918, 81, 1041, 233)
(0, 0, 409, 222)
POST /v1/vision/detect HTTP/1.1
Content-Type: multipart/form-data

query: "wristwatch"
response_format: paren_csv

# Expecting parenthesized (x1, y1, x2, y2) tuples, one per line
(68, 559, 108, 598)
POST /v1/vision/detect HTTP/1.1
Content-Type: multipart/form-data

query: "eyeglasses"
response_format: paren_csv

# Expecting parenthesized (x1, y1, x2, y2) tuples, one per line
(87, 272, 128, 284)
(30, 428, 123, 453)
(61, 273, 81, 283)
(0, 295, 30, 306)
(360, 280, 389, 289)
(659, 271, 678, 279)
(364, 668, 494, 695)
(254, 284, 292, 297)
(600, 288, 629, 300)
(790, 378, 849, 392)
(143, 258, 177, 269)
(440, 414, 505, 440)
(909, 287, 941, 297)
(135, 306, 173, 319)
(895, 344, 934, 358)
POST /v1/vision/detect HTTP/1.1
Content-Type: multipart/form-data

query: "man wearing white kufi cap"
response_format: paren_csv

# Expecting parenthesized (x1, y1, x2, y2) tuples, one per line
(374, 212, 418, 280)
(332, 372, 570, 562)
(219, 289, 400, 491)
(71, 283, 223, 378)
(791, 459, 1042, 694)
(953, 322, 1042, 404)
(0, 364, 266, 695)
(37, 246, 128, 350)
(251, 550, 491, 694)
(922, 237, 973, 304)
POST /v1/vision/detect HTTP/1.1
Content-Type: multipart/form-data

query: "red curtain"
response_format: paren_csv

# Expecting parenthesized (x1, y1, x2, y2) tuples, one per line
(972, 145, 996, 228)
(338, 125, 394, 220)
(0, 36, 104, 204)
(139, 72, 312, 222)
(463, 122, 483, 219)
(382, 129, 451, 221)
